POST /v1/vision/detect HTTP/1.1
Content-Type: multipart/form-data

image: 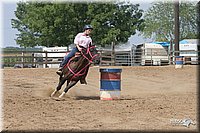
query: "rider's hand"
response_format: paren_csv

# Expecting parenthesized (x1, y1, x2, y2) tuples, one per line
(78, 47, 82, 51)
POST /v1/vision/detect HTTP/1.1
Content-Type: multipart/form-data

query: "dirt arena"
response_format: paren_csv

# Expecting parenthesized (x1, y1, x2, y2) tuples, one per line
(2, 65, 198, 132)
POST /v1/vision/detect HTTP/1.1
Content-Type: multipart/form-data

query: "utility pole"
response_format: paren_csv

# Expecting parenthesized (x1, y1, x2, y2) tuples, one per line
(197, 1, 200, 64)
(174, 0, 179, 56)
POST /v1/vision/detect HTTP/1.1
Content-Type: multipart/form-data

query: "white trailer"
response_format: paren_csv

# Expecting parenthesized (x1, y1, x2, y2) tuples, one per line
(34, 47, 69, 68)
(179, 39, 199, 64)
(134, 42, 170, 66)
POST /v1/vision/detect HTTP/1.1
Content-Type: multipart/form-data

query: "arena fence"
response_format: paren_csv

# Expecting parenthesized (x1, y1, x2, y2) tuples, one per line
(2, 50, 66, 68)
(1, 49, 199, 68)
(99, 48, 199, 66)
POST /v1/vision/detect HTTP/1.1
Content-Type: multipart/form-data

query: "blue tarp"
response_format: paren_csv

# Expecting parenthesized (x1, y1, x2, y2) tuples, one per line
(150, 42, 170, 47)
(179, 39, 198, 44)
(148, 39, 197, 47)
(179, 40, 188, 44)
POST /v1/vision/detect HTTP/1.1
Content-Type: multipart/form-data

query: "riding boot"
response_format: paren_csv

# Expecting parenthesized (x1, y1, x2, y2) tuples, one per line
(56, 67, 63, 76)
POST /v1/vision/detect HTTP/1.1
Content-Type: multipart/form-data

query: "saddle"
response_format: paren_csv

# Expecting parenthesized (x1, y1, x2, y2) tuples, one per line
(75, 52, 81, 57)
(72, 52, 81, 62)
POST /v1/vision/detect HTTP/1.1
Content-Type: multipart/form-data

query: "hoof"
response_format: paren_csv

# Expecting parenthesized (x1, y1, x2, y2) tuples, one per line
(59, 92, 66, 99)
(50, 90, 57, 97)
(51, 97, 65, 101)
(80, 79, 87, 84)
(55, 97, 65, 101)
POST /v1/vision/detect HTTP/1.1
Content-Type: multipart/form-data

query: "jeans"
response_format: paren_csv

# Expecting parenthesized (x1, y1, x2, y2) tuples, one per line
(60, 47, 79, 67)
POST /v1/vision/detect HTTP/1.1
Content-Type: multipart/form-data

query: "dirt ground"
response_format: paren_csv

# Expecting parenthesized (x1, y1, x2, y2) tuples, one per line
(1, 65, 199, 132)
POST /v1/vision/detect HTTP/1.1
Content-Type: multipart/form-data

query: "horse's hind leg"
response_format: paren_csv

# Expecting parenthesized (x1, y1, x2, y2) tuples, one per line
(51, 76, 67, 97)
(59, 80, 78, 99)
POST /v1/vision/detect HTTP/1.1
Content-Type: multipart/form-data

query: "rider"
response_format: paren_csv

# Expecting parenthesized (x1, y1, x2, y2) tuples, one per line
(56, 24, 93, 76)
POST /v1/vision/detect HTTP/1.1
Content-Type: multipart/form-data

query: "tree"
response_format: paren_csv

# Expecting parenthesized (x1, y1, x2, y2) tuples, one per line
(11, 1, 144, 48)
(141, 1, 198, 43)
(87, 2, 144, 47)
(12, 2, 79, 47)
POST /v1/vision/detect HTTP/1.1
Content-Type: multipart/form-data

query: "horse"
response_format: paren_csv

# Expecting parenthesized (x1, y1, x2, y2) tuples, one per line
(50, 45, 99, 100)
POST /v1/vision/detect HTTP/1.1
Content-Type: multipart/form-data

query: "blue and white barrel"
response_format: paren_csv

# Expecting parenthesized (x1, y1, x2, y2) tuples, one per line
(99, 68, 122, 100)
(175, 56, 184, 68)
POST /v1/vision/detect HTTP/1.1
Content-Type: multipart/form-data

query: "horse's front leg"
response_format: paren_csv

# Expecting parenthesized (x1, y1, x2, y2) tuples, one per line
(51, 75, 67, 97)
(59, 80, 79, 99)
(66, 80, 70, 86)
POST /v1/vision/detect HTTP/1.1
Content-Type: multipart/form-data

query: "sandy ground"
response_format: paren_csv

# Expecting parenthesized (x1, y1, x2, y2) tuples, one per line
(1, 65, 198, 132)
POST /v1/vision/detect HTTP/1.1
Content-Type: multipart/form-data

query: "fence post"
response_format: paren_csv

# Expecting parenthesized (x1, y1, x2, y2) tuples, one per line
(32, 53, 34, 67)
(45, 51, 48, 68)
(111, 41, 115, 66)
(130, 47, 134, 66)
(99, 51, 102, 66)
(22, 52, 24, 68)
(168, 49, 170, 65)
(150, 49, 153, 65)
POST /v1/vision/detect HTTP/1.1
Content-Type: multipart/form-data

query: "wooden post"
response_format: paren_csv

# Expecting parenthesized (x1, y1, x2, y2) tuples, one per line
(99, 51, 102, 66)
(111, 41, 115, 66)
(31, 53, 34, 67)
(130, 46, 134, 66)
(22, 52, 24, 68)
(169, 39, 173, 65)
(45, 51, 48, 68)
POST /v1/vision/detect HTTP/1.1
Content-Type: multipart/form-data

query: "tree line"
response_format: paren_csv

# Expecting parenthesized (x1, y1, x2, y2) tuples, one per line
(11, 1, 198, 48)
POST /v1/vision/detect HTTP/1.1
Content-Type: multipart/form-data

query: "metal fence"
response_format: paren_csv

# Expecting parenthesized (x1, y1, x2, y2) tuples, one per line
(98, 48, 199, 66)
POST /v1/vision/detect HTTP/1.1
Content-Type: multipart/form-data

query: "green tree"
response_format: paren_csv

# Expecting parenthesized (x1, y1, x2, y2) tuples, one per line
(11, 1, 144, 48)
(87, 2, 144, 47)
(141, 1, 198, 43)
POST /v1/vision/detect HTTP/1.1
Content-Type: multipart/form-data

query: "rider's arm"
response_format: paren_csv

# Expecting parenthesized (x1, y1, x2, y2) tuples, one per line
(75, 44, 82, 51)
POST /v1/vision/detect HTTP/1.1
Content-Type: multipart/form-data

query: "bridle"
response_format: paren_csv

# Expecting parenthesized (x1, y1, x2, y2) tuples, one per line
(81, 45, 98, 63)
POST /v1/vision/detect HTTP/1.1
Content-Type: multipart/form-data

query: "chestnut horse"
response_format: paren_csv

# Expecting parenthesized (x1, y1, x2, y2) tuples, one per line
(50, 45, 99, 99)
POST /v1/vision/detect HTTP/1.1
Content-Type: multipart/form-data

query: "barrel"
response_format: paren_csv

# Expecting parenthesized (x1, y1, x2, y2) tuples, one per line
(175, 56, 184, 68)
(99, 68, 122, 100)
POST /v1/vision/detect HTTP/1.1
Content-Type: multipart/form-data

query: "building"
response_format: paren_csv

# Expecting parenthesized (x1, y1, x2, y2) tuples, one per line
(133, 42, 170, 66)
(179, 39, 199, 64)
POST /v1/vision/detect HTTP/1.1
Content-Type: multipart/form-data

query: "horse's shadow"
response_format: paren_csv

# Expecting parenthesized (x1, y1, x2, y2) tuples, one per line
(75, 96, 100, 100)
(74, 96, 136, 100)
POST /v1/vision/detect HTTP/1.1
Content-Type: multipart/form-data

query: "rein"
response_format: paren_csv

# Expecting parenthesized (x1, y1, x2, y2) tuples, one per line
(64, 46, 98, 81)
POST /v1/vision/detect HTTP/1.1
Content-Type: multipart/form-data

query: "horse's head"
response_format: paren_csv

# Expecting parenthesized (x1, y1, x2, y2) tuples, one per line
(81, 45, 99, 64)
